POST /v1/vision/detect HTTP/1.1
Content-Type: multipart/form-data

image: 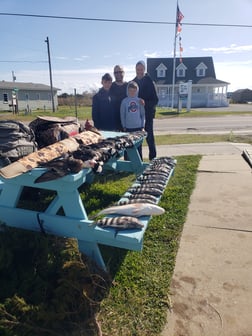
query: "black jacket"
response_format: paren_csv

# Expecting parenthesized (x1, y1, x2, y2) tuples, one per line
(92, 88, 118, 131)
(133, 73, 158, 120)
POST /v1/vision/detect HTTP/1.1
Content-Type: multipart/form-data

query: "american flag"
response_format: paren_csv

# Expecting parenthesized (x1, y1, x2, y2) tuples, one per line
(177, 5, 184, 24)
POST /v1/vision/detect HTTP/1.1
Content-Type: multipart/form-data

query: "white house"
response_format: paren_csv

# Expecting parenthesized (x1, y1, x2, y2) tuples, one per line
(0, 81, 60, 112)
(147, 57, 229, 108)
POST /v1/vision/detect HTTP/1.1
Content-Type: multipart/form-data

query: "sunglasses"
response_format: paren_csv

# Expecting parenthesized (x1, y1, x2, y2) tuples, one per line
(114, 71, 123, 74)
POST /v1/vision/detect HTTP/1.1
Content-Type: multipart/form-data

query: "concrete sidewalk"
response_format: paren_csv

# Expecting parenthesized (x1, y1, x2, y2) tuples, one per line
(143, 142, 251, 158)
(155, 147, 252, 335)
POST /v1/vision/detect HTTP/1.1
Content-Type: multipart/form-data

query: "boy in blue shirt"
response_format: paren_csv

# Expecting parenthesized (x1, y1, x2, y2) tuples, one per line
(120, 81, 145, 159)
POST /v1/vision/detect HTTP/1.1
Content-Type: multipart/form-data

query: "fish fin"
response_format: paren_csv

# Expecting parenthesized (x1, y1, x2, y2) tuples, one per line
(89, 211, 103, 220)
(88, 221, 97, 227)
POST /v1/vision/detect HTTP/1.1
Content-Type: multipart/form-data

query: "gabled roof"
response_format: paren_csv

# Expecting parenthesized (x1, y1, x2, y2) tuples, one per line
(147, 57, 218, 85)
(0, 81, 60, 91)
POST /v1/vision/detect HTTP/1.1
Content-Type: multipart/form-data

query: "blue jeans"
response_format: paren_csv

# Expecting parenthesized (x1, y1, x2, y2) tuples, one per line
(145, 118, 156, 160)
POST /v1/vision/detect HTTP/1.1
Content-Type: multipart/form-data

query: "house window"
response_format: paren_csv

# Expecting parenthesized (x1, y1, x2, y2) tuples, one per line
(3, 93, 8, 103)
(157, 69, 165, 78)
(176, 63, 187, 78)
(177, 68, 185, 77)
(196, 62, 207, 77)
(197, 68, 204, 77)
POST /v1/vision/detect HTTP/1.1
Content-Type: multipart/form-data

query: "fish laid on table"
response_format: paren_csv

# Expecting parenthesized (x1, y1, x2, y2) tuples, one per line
(135, 182, 165, 190)
(142, 170, 170, 178)
(92, 203, 165, 218)
(90, 216, 144, 231)
(127, 186, 162, 197)
(127, 193, 157, 203)
(137, 175, 167, 183)
(151, 157, 176, 166)
(145, 166, 172, 175)
(34, 155, 96, 183)
(118, 198, 156, 205)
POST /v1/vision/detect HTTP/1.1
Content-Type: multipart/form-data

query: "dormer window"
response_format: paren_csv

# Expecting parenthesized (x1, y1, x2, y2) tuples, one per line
(158, 69, 165, 77)
(196, 62, 207, 77)
(176, 63, 187, 77)
(156, 63, 167, 78)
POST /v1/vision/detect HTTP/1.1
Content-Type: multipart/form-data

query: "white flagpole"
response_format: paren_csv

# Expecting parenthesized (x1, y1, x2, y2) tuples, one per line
(171, 0, 178, 110)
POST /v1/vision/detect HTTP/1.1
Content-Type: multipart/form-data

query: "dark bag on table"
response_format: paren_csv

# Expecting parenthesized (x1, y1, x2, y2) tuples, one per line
(0, 120, 37, 168)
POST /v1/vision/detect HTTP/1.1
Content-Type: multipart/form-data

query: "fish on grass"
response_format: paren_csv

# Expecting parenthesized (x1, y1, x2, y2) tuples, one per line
(90, 216, 144, 234)
(92, 203, 165, 218)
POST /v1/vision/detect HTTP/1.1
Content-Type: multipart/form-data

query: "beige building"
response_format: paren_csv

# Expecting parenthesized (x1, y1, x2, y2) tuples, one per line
(0, 81, 59, 112)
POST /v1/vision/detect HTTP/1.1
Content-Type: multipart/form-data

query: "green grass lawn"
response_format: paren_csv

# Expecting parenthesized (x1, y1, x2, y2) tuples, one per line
(1, 105, 252, 123)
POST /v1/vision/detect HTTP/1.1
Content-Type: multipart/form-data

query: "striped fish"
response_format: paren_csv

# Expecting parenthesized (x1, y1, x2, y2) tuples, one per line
(127, 193, 157, 202)
(93, 203, 165, 218)
(127, 186, 162, 197)
(92, 216, 144, 230)
(118, 198, 156, 205)
(135, 182, 165, 190)
(137, 175, 167, 183)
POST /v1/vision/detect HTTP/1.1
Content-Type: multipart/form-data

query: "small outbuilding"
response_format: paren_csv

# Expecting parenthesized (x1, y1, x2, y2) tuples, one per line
(231, 89, 252, 104)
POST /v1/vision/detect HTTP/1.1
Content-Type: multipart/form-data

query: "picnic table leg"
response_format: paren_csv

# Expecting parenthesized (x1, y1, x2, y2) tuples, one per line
(77, 240, 106, 271)
(115, 144, 148, 175)
(45, 189, 88, 219)
(0, 182, 23, 207)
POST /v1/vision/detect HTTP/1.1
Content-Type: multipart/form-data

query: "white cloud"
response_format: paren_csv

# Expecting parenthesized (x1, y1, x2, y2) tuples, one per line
(215, 60, 252, 91)
(202, 44, 252, 54)
(144, 52, 160, 58)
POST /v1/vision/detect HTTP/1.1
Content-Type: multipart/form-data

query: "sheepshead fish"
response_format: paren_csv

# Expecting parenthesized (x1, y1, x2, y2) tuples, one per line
(137, 175, 167, 183)
(127, 193, 157, 202)
(142, 170, 169, 178)
(91, 216, 144, 231)
(93, 203, 165, 218)
(118, 198, 156, 205)
(135, 181, 164, 188)
(127, 186, 162, 197)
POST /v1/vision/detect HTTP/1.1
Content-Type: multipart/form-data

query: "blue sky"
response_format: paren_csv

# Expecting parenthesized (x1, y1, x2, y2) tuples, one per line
(0, 0, 251, 94)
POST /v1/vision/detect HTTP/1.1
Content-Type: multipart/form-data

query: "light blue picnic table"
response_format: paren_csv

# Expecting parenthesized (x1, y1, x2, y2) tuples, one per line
(0, 131, 176, 270)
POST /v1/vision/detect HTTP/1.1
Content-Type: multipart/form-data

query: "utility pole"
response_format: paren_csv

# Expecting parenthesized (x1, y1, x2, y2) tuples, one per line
(12, 71, 16, 82)
(45, 36, 55, 112)
(74, 88, 78, 119)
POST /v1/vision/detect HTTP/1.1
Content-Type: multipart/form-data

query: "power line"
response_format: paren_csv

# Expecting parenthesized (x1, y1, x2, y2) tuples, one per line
(0, 60, 47, 63)
(0, 12, 251, 28)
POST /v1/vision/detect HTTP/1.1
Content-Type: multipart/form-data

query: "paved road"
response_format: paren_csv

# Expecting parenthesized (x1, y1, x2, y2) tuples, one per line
(154, 115, 252, 135)
(154, 104, 252, 134)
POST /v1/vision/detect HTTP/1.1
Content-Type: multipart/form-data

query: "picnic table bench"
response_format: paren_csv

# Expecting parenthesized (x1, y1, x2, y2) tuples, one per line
(0, 131, 175, 271)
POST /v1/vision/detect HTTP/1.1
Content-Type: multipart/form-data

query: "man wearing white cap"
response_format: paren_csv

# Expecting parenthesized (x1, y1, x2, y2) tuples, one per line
(133, 60, 158, 160)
